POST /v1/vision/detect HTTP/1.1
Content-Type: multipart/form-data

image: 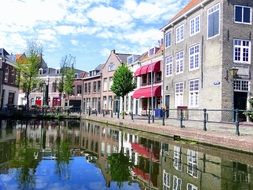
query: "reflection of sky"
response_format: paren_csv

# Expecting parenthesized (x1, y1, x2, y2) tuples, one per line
(0, 157, 140, 190)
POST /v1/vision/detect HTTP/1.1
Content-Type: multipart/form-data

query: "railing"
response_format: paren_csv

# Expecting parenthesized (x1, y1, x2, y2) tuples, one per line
(85, 107, 253, 136)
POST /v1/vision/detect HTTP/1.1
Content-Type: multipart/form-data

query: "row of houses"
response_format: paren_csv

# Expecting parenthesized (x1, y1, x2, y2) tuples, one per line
(1, 0, 253, 121)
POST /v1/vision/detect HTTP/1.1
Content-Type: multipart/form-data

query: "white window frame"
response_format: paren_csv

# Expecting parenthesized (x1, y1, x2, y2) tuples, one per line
(207, 3, 220, 39)
(190, 15, 200, 36)
(165, 31, 172, 48)
(103, 78, 107, 91)
(187, 183, 198, 190)
(173, 175, 182, 190)
(233, 39, 251, 64)
(175, 82, 184, 107)
(173, 146, 182, 171)
(176, 51, 184, 74)
(187, 149, 198, 178)
(234, 79, 249, 92)
(163, 170, 171, 190)
(189, 44, 200, 71)
(165, 55, 173, 77)
(176, 24, 184, 43)
(234, 5, 252, 25)
(189, 79, 199, 107)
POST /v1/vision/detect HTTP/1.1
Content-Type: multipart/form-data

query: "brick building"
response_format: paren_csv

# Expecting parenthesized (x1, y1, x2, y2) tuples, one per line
(161, 0, 253, 121)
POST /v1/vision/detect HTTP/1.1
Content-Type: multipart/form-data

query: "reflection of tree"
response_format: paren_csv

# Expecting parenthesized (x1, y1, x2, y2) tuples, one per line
(55, 125, 71, 179)
(8, 122, 39, 190)
(107, 153, 132, 188)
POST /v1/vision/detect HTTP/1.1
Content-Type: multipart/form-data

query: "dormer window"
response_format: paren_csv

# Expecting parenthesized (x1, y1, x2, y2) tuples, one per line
(108, 63, 115, 72)
(127, 56, 134, 64)
(39, 68, 43, 75)
(74, 73, 78, 78)
(56, 69, 60, 74)
(148, 47, 159, 57)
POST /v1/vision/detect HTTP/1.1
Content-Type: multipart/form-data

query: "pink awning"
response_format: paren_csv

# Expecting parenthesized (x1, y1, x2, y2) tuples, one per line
(134, 61, 161, 77)
(132, 85, 161, 99)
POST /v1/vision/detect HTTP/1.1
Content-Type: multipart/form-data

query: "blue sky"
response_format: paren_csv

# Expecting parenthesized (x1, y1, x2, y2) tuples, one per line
(0, 0, 187, 71)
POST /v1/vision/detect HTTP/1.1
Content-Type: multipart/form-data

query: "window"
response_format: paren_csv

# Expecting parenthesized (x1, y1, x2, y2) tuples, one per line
(93, 82, 96, 92)
(84, 83, 87, 93)
(189, 79, 199, 107)
(77, 85, 82, 94)
(187, 183, 198, 190)
(39, 68, 43, 75)
(176, 25, 184, 43)
(165, 56, 173, 76)
(88, 82, 91, 93)
(109, 77, 113, 90)
(97, 81, 101, 92)
(234, 79, 249, 92)
(176, 51, 184, 74)
(173, 146, 182, 171)
(103, 78, 107, 91)
(173, 175, 182, 190)
(127, 56, 134, 64)
(175, 82, 184, 107)
(234, 5, 252, 24)
(108, 63, 115, 71)
(163, 170, 170, 190)
(52, 82, 57, 93)
(190, 16, 200, 36)
(165, 31, 172, 48)
(187, 149, 198, 178)
(208, 4, 220, 38)
(189, 44, 200, 70)
(233, 39, 251, 64)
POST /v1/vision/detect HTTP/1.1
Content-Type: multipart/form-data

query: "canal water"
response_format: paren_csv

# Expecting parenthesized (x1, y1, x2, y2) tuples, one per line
(0, 120, 253, 190)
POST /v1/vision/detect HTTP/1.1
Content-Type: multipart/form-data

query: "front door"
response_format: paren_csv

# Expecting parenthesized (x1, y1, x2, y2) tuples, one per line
(234, 92, 247, 121)
(165, 95, 170, 118)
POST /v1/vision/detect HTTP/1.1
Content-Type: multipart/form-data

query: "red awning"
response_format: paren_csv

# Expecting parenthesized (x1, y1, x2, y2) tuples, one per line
(131, 143, 159, 162)
(134, 61, 160, 77)
(132, 85, 161, 99)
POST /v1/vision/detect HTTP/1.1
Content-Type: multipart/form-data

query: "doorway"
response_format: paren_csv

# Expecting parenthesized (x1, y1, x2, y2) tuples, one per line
(234, 92, 247, 121)
(165, 95, 170, 118)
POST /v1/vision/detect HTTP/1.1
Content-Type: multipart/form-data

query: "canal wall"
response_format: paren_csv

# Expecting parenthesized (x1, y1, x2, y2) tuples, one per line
(83, 115, 253, 154)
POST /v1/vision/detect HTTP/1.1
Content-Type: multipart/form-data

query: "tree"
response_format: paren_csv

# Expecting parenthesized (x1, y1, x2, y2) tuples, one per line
(17, 41, 43, 109)
(111, 64, 136, 119)
(58, 55, 75, 107)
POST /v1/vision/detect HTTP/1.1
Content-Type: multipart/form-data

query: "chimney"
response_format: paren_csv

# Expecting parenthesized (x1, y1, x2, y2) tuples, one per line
(111, 49, 115, 54)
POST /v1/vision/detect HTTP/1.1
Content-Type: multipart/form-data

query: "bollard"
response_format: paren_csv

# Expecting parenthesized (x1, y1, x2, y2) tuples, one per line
(111, 110, 113, 118)
(148, 109, 150, 124)
(162, 110, 165, 126)
(103, 110, 105, 117)
(235, 109, 240, 136)
(203, 108, 207, 131)
(152, 114, 154, 123)
(180, 109, 184, 128)
(117, 110, 119, 119)
(95, 109, 97, 116)
(89, 107, 91, 116)
(131, 112, 134, 121)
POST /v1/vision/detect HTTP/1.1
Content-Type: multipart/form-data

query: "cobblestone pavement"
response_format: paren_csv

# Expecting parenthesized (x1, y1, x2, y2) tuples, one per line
(82, 113, 253, 153)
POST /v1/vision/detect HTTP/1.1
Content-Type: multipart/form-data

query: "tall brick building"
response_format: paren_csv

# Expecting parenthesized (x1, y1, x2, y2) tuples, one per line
(161, 0, 253, 121)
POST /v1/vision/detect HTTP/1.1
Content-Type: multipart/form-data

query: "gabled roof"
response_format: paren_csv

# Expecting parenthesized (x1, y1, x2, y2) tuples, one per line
(170, 0, 201, 23)
(116, 53, 132, 63)
(162, 0, 204, 30)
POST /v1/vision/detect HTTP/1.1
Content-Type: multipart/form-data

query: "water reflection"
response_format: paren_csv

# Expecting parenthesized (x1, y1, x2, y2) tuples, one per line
(0, 119, 253, 190)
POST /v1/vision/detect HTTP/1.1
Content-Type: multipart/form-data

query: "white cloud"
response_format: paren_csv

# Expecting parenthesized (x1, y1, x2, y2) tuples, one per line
(87, 6, 132, 27)
(70, 40, 79, 46)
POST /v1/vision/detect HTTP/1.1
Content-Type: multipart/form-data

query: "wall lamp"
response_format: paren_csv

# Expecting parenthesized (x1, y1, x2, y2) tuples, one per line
(225, 67, 239, 81)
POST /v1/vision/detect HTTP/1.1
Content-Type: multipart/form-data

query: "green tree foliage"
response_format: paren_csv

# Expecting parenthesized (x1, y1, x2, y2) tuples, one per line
(111, 64, 136, 119)
(58, 55, 75, 107)
(107, 152, 132, 188)
(17, 41, 43, 109)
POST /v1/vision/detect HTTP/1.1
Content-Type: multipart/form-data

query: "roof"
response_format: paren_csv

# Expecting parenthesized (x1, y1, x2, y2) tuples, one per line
(116, 53, 132, 63)
(95, 63, 104, 71)
(162, 0, 203, 30)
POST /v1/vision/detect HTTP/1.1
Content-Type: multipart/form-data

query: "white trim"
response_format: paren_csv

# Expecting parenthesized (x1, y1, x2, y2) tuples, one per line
(187, 183, 198, 190)
(165, 30, 172, 49)
(176, 51, 184, 74)
(189, 44, 200, 71)
(165, 55, 173, 77)
(233, 39, 251, 64)
(190, 15, 200, 36)
(175, 24, 184, 44)
(188, 79, 199, 108)
(207, 3, 220, 40)
(234, 5, 252, 25)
